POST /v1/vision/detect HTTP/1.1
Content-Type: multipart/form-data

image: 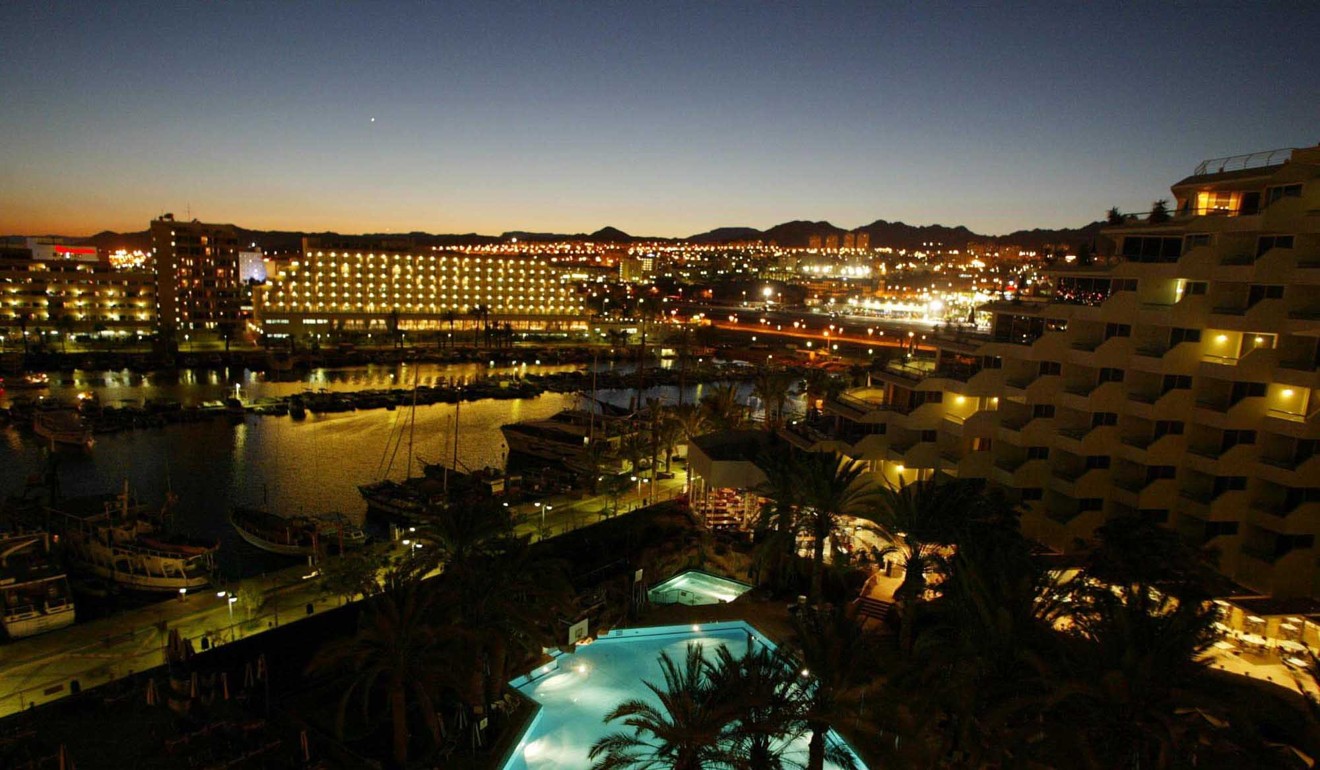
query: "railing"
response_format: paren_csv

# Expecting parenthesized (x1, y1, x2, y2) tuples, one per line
(1266, 408, 1306, 424)
(833, 392, 887, 413)
(1193, 148, 1295, 176)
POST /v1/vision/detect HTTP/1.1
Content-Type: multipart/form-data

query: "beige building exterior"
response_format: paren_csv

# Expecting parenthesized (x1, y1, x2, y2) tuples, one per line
(0, 249, 155, 339)
(256, 236, 587, 339)
(150, 215, 243, 336)
(800, 145, 1320, 597)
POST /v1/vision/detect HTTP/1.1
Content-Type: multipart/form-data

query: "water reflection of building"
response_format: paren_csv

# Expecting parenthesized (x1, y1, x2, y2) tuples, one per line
(255, 236, 587, 341)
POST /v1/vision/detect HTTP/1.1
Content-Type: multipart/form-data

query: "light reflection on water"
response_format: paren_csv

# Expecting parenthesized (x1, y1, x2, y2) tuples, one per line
(0, 362, 750, 578)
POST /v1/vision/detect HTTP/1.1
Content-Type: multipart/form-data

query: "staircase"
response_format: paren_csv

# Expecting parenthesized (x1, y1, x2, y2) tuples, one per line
(855, 596, 893, 624)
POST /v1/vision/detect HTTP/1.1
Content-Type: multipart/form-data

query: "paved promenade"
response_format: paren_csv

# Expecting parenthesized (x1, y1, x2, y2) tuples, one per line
(0, 473, 688, 718)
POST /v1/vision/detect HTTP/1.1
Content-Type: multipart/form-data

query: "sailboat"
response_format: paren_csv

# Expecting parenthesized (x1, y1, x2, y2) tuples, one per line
(358, 365, 448, 523)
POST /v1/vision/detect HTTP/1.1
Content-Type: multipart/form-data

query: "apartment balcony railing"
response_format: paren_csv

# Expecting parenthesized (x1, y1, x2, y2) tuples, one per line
(1192, 147, 1295, 176)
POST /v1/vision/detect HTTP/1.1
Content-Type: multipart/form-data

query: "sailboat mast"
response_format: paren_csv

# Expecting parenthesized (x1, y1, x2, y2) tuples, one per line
(406, 363, 420, 480)
(451, 398, 460, 474)
(589, 350, 597, 445)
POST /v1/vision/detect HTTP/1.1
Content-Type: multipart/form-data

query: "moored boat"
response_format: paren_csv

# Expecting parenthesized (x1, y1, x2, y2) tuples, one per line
(500, 407, 635, 473)
(33, 410, 94, 449)
(0, 530, 76, 639)
(230, 506, 366, 556)
(48, 485, 218, 593)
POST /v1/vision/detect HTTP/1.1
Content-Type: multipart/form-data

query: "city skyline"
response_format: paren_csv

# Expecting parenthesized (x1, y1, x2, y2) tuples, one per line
(2, 3, 1318, 237)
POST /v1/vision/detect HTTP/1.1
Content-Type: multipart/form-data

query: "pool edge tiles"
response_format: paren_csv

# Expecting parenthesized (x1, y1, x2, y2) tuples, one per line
(647, 568, 756, 606)
(500, 621, 868, 770)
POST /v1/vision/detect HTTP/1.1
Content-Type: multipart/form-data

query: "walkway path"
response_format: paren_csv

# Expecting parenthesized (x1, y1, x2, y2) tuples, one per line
(0, 471, 689, 718)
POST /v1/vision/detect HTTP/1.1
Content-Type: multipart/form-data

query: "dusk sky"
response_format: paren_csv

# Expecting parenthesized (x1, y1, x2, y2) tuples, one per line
(1, 2, 1316, 238)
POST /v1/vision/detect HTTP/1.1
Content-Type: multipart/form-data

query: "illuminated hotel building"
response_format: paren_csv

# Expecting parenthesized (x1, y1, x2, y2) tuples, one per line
(808, 145, 1320, 596)
(0, 241, 155, 337)
(150, 215, 243, 336)
(256, 236, 587, 338)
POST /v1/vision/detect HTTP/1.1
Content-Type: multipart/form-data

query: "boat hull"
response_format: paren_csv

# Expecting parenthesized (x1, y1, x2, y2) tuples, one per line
(2, 602, 76, 639)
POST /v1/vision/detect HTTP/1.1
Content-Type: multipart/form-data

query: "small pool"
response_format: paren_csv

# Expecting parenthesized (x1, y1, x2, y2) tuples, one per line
(502, 621, 865, 769)
(648, 569, 753, 606)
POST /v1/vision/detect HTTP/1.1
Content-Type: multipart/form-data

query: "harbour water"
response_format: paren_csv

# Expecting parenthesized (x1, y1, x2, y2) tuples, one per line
(0, 361, 764, 579)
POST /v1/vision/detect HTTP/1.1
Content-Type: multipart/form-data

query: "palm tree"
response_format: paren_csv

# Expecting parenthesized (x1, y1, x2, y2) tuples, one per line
(911, 492, 1072, 764)
(700, 381, 746, 431)
(654, 413, 684, 472)
(863, 477, 971, 652)
(57, 314, 75, 353)
(441, 309, 457, 348)
(441, 535, 570, 714)
(706, 640, 810, 769)
(411, 496, 512, 571)
(670, 403, 708, 443)
(752, 366, 795, 430)
(590, 643, 745, 770)
(802, 370, 841, 419)
(306, 582, 459, 767)
(1059, 581, 1221, 768)
(797, 452, 877, 603)
(790, 607, 876, 770)
(752, 441, 803, 591)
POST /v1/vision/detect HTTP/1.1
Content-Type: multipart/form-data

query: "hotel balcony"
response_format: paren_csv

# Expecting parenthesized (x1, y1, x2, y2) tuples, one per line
(1118, 431, 1186, 465)
(991, 455, 1050, 488)
(885, 436, 942, 471)
(1130, 340, 1203, 375)
(824, 389, 889, 422)
(1256, 453, 1320, 486)
(942, 408, 998, 439)
(1049, 463, 1112, 498)
(948, 450, 994, 480)
(1052, 424, 1119, 455)
(1184, 441, 1259, 476)
(1126, 387, 1193, 422)
(1237, 526, 1318, 598)
(997, 414, 1055, 447)
(777, 420, 847, 453)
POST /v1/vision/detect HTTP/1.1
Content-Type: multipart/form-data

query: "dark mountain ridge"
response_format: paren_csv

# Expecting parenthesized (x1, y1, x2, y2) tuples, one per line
(8, 216, 1103, 254)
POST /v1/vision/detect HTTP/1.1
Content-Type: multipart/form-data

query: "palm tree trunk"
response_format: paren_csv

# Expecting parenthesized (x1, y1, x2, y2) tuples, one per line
(391, 682, 409, 767)
(811, 531, 826, 602)
(808, 723, 827, 770)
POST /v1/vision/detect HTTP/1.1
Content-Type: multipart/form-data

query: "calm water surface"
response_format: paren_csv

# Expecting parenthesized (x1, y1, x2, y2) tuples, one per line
(0, 361, 753, 578)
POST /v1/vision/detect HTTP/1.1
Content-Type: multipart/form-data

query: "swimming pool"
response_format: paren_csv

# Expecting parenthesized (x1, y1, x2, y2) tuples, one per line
(647, 569, 754, 606)
(502, 621, 866, 770)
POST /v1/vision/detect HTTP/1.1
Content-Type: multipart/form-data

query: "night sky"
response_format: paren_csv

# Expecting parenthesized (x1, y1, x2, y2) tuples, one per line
(1, 2, 1316, 237)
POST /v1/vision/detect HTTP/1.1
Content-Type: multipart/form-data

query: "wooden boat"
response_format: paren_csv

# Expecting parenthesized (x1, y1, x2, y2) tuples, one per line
(48, 484, 218, 593)
(230, 506, 365, 556)
(33, 410, 94, 449)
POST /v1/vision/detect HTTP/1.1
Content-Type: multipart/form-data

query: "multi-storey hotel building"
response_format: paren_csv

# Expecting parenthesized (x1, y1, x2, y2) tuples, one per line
(0, 242, 155, 338)
(150, 215, 244, 336)
(256, 236, 587, 338)
(806, 145, 1320, 597)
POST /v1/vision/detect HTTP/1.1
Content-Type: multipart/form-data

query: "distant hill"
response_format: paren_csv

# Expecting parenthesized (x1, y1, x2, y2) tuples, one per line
(686, 226, 763, 243)
(6, 216, 1104, 254)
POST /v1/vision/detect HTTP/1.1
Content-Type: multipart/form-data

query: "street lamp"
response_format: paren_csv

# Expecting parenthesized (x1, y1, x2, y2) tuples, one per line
(227, 595, 237, 625)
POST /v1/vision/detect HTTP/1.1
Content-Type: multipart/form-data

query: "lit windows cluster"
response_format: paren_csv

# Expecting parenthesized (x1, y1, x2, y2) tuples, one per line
(263, 251, 585, 317)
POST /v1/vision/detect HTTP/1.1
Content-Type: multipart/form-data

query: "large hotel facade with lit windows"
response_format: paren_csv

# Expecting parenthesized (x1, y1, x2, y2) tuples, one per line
(256, 236, 588, 339)
(803, 145, 1320, 597)
(0, 238, 155, 339)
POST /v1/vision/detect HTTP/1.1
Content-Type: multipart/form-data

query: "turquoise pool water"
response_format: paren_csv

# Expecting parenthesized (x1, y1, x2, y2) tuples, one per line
(502, 621, 866, 770)
(648, 569, 754, 606)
